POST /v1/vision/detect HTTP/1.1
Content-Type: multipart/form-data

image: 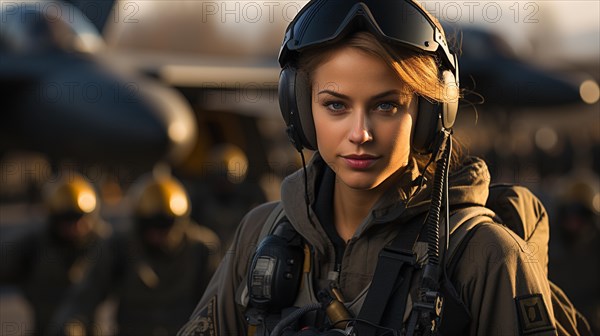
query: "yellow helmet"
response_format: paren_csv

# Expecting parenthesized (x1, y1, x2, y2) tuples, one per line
(44, 173, 98, 216)
(204, 143, 249, 183)
(131, 174, 190, 219)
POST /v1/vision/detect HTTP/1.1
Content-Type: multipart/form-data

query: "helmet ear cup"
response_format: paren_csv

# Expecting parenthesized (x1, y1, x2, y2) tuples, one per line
(278, 66, 317, 151)
(412, 97, 442, 154)
(411, 70, 459, 154)
(441, 70, 459, 129)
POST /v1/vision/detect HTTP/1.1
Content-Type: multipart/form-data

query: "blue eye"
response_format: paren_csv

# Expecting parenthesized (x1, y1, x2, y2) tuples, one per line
(375, 102, 398, 113)
(325, 102, 345, 112)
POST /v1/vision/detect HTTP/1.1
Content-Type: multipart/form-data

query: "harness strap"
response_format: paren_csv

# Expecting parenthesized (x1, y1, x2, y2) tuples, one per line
(445, 206, 496, 267)
(355, 216, 424, 336)
(356, 207, 494, 336)
(259, 202, 285, 239)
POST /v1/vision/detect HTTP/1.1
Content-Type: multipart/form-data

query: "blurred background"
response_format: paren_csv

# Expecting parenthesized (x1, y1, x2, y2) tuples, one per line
(0, 0, 598, 335)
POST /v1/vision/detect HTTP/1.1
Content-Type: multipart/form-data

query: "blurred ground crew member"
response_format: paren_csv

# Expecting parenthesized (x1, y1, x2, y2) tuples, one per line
(190, 143, 267, 248)
(50, 173, 221, 336)
(0, 173, 110, 336)
(550, 179, 600, 334)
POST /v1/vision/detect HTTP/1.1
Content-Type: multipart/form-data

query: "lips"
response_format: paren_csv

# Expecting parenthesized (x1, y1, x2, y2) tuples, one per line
(341, 154, 379, 169)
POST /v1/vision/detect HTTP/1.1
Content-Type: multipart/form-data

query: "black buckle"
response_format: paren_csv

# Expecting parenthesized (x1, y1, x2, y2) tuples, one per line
(380, 246, 417, 265)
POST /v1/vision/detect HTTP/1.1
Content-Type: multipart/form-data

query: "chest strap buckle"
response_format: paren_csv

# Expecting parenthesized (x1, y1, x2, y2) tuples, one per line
(380, 246, 417, 266)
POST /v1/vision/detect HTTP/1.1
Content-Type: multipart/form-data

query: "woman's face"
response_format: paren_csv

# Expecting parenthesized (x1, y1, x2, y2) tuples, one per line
(311, 46, 417, 191)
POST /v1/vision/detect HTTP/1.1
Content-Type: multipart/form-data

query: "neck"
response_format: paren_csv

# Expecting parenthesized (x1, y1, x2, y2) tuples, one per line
(333, 183, 384, 243)
(332, 167, 411, 242)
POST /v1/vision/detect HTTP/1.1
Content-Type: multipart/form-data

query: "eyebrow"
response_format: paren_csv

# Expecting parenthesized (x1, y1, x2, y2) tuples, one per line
(317, 89, 404, 101)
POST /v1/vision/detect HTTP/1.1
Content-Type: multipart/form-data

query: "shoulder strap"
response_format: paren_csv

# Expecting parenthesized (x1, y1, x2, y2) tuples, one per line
(444, 206, 497, 267)
(355, 215, 424, 336)
(258, 202, 285, 240)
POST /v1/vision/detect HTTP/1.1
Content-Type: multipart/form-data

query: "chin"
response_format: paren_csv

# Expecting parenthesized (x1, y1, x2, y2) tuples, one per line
(342, 167, 406, 191)
(340, 174, 386, 191)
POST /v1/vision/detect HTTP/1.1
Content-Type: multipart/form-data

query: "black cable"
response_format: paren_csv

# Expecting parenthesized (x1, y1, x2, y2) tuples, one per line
(342, 318, 400, 336)
(422, 131, 450, 290)
(444, 136, 453, 255)
(405, 152, 436, 208)
(299, 149, 310, 221)
(262, 317, 269, 336)
(270, 302, 322, 336)
(406, 131, 451, 336)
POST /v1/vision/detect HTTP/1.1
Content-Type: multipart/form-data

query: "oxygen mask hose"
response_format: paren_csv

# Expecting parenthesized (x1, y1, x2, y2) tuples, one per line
(270, 286, 355, 336)
(269, 302, 322, 336)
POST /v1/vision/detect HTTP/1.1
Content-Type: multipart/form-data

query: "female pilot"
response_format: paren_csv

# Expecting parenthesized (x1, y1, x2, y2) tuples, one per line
(179, 1, 556, 335)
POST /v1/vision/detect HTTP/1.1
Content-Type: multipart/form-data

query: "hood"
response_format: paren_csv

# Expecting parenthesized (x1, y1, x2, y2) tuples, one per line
(403, 156, 492, 210)
(280, 153, 491, 255)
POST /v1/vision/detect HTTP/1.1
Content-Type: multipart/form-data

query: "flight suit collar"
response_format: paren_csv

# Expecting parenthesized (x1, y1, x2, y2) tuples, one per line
(280, 153, 491, 255)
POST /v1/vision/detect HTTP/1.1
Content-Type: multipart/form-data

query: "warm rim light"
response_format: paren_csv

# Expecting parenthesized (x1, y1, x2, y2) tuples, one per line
(580, 79, 600, 104)
(77, 191, 96, 213)
(227, 155, 249, 184)
(593, 193, 600, 214)
(169, 194, 188, 216)
(168, 121, 189, 143)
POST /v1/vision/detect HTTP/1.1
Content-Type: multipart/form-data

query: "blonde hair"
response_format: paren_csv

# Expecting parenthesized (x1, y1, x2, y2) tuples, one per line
(297, 32, 464, 178)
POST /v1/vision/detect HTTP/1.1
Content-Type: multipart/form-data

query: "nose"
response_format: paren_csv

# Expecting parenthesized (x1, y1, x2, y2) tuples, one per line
(348, 112, 373, 145)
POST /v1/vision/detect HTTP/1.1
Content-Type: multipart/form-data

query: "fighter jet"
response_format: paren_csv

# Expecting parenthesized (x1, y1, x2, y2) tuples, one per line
(454, 26, 584, 108)
(0, 0, 197, 167)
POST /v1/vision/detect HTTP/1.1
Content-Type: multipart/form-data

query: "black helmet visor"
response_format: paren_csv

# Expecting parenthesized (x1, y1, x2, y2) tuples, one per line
(279, 0, 455, 70)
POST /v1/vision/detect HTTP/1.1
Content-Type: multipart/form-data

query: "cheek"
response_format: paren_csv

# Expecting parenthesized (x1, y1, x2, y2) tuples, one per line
(386, 114, 413, 144)
(386, 116, 414, 159)
(392, 130, 411, 157)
